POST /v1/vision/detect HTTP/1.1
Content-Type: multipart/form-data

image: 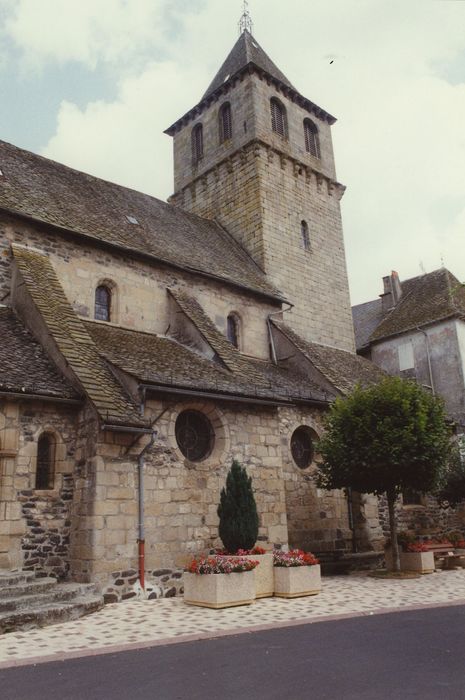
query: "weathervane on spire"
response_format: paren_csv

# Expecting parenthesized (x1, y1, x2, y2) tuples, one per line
(238, 0, 253, 35)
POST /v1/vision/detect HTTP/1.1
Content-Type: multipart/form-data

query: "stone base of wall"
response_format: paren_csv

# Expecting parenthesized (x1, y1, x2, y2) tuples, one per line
(102, 567, 184, 604)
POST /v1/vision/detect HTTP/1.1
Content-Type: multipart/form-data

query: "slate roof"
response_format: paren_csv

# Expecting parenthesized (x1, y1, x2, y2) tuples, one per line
(12, 245, 145, 427)
(273, 321, 385, 394)
(0, 307, 79, 400)
(84, 319, 331, 405)
(357, 269, 465, 345)
(352, 298, 384, 351)
(0, 140, 281, 302)
(202, 30, 295, 100)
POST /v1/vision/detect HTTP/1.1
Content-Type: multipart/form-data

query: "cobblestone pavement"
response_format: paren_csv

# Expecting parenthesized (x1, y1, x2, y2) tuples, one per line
(1, 570, 465, 668)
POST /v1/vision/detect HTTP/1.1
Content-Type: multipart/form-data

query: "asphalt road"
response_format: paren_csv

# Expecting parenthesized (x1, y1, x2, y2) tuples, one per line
(2, 605, 465, 700)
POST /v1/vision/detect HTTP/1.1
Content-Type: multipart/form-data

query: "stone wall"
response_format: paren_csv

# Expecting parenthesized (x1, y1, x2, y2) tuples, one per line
(378, 493, 465, 540)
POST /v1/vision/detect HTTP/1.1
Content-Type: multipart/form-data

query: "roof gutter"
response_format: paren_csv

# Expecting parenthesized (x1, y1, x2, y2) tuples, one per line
(101, 423, 153, 434)
(0, 390, 82, 405)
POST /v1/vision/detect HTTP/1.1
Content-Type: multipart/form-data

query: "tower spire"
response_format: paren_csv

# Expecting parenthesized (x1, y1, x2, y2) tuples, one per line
(238, 0, 253, 35)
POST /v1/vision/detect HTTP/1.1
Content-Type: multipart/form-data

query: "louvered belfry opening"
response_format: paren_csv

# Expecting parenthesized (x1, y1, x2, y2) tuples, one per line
(95, 284, 111, 322)
(219, 102, 232, 143)
(191, 123, 204, 164)
(35, 433, 54, 489)
(304, 118, 321, 159)
(270, 98, 287, 138)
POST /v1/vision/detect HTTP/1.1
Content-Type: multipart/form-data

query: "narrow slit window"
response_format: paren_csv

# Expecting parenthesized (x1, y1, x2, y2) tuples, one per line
(35, 434, 54, 490)
(227, 313, 240, 349)
(219, 102, 232, 143)
(270, 98, 288, 138)
(95, 285, 111, 322)
(304, 118, 321, 159)
(301, 220, 310, 250)
(192, 123, 204, 164)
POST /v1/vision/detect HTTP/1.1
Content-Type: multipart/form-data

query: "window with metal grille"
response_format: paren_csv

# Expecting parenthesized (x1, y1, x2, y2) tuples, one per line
(304, 119, 321, 158)
(291, 426, 315, 469)
(219, 102, 232, 143)
(95, 285, 111, 322)
(270, 98, 287, 138)
(175, 410, 214, 462)
(227, 313, 240, 348)
(35, 434, 54, 489)
(301, 220, 310, 250)
(191, 123, 204, 164)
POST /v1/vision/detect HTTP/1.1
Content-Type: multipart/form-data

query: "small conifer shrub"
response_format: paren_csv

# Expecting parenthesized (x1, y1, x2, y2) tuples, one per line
(217, 460, 259, 554)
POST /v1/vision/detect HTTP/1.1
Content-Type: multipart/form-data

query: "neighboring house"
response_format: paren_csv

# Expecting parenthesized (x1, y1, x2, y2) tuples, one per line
(0, 28, 385, 599)
(353, 269, 465, 534)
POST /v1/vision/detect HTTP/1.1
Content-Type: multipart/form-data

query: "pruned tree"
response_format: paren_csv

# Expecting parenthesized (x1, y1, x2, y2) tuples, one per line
(316, 377, 451, 571)
(217, 460, 259, 554)
(437, 442, 465, 507)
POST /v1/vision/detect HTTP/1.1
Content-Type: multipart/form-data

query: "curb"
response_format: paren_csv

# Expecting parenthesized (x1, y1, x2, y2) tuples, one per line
(1, 598, 465, 670)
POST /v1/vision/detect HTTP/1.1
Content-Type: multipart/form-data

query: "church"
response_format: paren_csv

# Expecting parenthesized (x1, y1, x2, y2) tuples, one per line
(0, 27, 385, 601)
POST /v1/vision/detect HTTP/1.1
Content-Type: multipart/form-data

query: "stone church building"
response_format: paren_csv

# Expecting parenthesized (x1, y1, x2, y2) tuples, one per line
(0, 30, 385, 600)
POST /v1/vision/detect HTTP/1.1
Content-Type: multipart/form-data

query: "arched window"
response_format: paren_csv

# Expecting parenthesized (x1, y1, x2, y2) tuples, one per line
(191, 123, 204, 164)
(35, 433, 55, 490)
(227, 313, 240, 349)
(291, 426, 315, 469)
(95, 285, 111, 322)
(270, 98, 288, 138)
(219, 102, 232, 143)
(304, 118, 320, 159)
(301, 220, 310, 251)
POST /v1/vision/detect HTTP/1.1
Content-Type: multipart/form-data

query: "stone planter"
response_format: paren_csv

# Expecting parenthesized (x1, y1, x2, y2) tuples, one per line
(217, 553, 274, 598)
(385, 549, 435, 574)
(274, 564, 321, 598)
(183, 570, 256, 609)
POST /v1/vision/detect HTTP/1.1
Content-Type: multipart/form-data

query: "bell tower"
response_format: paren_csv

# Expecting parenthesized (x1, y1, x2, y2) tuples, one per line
(165, 28, 355, 352)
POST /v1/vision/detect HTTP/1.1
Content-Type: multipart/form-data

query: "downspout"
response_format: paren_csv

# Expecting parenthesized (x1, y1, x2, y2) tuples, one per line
(267, 303, 293, 365)
(137, 431, 156, 591)
(346, 487, 357, 553)
(416, 326, 435, 394)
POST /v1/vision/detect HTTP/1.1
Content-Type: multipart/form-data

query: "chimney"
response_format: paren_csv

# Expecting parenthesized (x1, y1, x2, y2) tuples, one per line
(380, 271, 402, 313)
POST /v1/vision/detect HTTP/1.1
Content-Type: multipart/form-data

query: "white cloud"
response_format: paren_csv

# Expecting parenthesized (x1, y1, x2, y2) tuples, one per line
(6, 0, 465, 303)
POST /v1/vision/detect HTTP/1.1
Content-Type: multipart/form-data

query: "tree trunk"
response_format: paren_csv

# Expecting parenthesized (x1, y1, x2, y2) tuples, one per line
(387, 489, 400, 572)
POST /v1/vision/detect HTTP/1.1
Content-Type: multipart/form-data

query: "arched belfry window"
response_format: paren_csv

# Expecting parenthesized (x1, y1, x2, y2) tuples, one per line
(192, 123, 204, 164)
(270, 98, 288, 138)
(219, 102, 232, 143)
(95, 284, 112, 322)
(304, 118, 321, 159)
(227, 313, 241, 349)
(301, 220, 310, 251)
(35, 433, 55, 490)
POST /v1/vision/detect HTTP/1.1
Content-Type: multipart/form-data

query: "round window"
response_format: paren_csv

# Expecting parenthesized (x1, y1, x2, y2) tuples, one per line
(291, 426, 315, 469)
(175, 410, 215, 462)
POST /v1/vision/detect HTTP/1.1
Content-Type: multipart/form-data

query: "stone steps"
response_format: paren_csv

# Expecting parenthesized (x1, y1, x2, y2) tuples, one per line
(0, 570, 104, 634)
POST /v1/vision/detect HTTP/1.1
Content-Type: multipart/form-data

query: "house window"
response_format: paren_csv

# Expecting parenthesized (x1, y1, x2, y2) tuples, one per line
(291, 426, 315, 469)
(402, 489, 424, 506)
(304, 119, 320, 159)
(398, 343, 414, 371)
(35, 433, 55, 490)
(192, 124, 204, 164)
(270, 98, 288, 138)
(227, 313, 240, 348)
(175, 410, 215, 462)
(219, 102, 232, 143)
(95, 285, 111, 322)
(301, 220, 310, 250)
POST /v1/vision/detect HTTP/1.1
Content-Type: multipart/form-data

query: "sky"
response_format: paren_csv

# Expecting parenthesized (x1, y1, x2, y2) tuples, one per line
(0, 0, 464, 305)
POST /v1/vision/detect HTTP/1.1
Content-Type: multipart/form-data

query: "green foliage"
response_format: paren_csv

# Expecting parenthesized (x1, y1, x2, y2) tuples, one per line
(316, 377, 451, 497)
(217, 460, 259, 554)
(436, 443, 465, 507)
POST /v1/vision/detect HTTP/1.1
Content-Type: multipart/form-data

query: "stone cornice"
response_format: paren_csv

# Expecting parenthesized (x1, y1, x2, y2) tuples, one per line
(164, 64, 336, 136)
(169, 139, 346, 202)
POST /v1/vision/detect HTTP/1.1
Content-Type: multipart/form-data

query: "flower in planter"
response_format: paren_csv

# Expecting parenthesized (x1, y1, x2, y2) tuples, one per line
(404, 542, 430, 553)
(185, 556, 259, 575)
(273, 549, 319, 567)
(217, 546, 267, 556)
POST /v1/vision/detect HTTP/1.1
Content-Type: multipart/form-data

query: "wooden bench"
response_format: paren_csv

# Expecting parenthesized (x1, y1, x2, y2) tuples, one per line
(422, 543, 465, 570)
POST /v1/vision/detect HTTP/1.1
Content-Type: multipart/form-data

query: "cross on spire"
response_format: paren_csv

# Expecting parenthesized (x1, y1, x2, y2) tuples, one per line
(238, 0, 253, 35)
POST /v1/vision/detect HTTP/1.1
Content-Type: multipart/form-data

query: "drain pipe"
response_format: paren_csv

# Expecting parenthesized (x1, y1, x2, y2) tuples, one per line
(267, 303, 293, 365)
(137, 431, 156, 590)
